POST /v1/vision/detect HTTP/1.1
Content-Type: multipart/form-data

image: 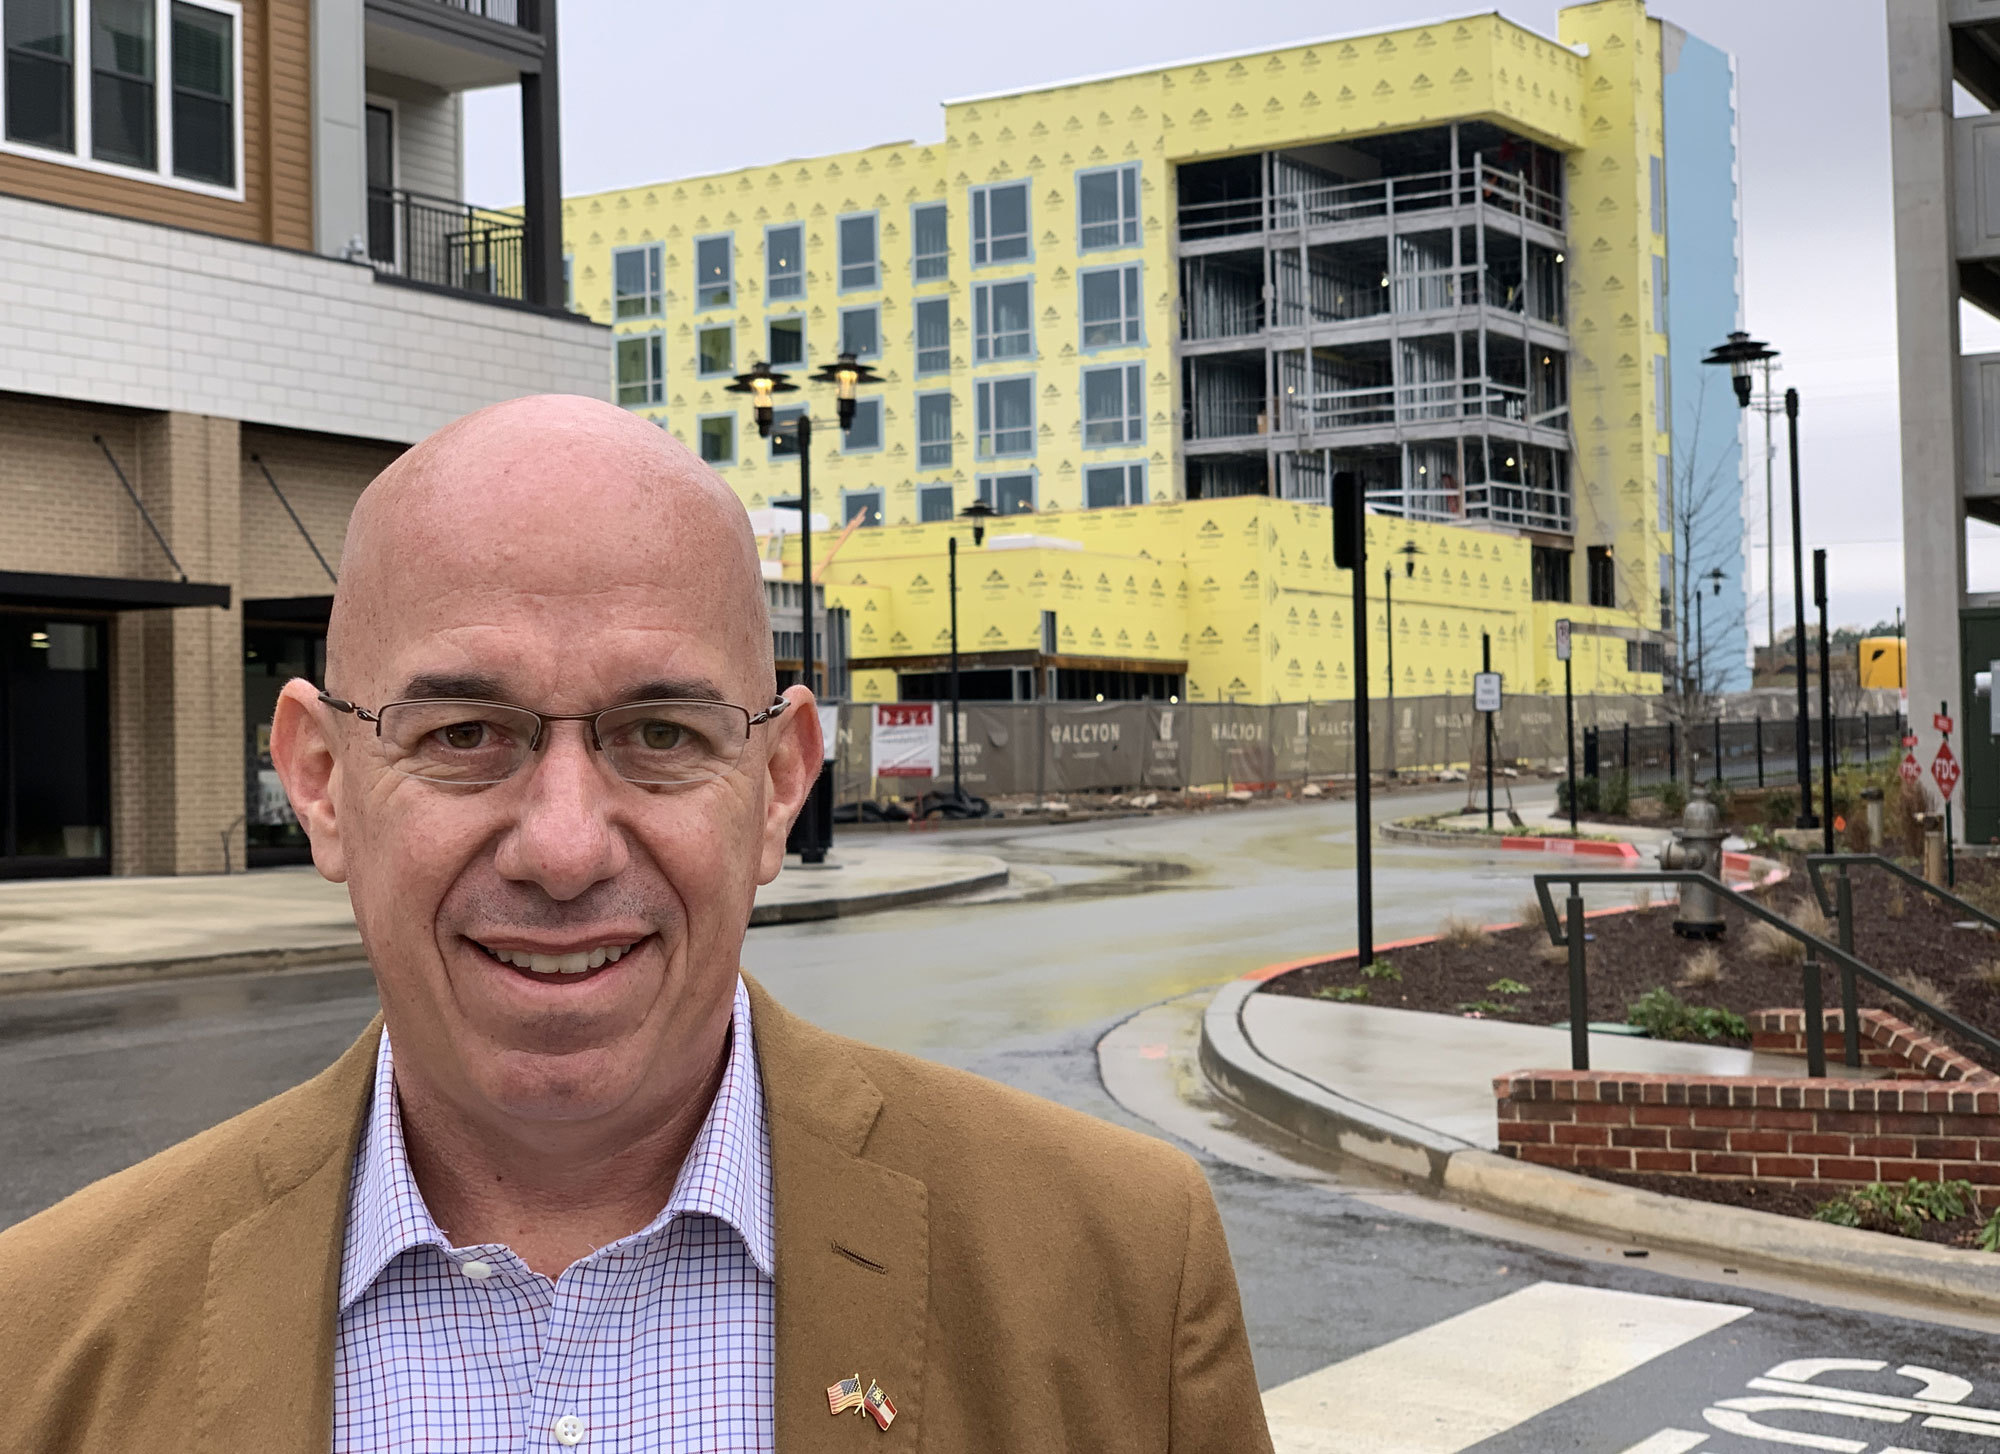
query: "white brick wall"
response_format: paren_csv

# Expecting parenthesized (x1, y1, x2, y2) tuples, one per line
(0, 192, 608, 444)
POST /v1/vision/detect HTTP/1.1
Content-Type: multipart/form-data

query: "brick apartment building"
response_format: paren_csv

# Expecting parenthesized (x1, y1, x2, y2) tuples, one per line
(0, 0, 606, 876)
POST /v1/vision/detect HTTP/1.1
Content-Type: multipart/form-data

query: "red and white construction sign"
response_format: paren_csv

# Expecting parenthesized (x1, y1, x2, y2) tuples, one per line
(871, 703, 939, 778)
(1901, 751, 1921, 786)
(1933, 740, 1961, 798)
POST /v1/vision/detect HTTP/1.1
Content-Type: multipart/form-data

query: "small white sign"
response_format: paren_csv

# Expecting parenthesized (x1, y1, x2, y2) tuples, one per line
(818, 703, 839, 763)
(1473, 672, 1503, 713)
(870, 703, 939, 778)
(1554, 618, 1572, 663)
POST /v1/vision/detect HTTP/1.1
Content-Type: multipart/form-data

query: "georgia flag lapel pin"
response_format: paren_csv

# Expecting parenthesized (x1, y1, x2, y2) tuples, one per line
(864, 1380, 897, 1431)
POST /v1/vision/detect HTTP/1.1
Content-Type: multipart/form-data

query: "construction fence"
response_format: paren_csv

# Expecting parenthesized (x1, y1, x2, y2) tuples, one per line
(826, 693, 1911, 803)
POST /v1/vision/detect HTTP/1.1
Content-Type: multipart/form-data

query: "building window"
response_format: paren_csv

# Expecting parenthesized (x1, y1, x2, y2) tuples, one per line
(765, 222, 803, 300)
(1653, 350, 1668, 423)
(6, 0, 76, 152)
(971, 179, 1030, 265)
(1627, 639, 1666, 675)
(842, 489, 884, 527)
(1651, 254, 1666, 336)
(917, 391, 952, 469)
(168, 1, 229, 185)
(1530, 545, 1571, 603)
(838, 211, 877, 291)
(977, 472, 1036, 515)
(562, 253, 572, 308)
(1077, 162, 1139, 251)
(698, 413, 735, 465)
(615, 334, 663, 407)
(839, 304, 880, 359)
(1586, 546, 1615, 609)
(912, 201, 948, 280)
(1649, 155, 1664, 235)
(771, 405, 805, 458)
(697, 323, 732, 377)
(613, 244, 663, 319)
(973, 278, 1032, 361)
(1082, 363, 1143, 447)
(843, 397, 882, 452)
(768, 315, 804, 366)
(1659, 554, 1675, 632)
(919, 484, 955, 521)
(92, 0, 155, 168)
(1080, 263, 1141, 348)
(1657, 454, 1673, 533)
(695, 233, 732, 309)
(915, 297, 950, 375)
(975, 376, 1034, 458)
(1084, 462, 1146, 508)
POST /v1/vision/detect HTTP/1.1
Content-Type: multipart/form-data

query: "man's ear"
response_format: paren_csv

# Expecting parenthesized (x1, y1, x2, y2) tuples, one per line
(758, 684, 823, 884)
(269, 677, 349, 883)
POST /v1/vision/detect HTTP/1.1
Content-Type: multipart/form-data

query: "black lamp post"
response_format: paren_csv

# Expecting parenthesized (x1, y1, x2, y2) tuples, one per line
(726, 353, 880, 859)
(1705, 331, 1815, 828)
(1384, 540, 1421, 778)
(944, 499, 996, 813)
(1693, 566, 1724, 696)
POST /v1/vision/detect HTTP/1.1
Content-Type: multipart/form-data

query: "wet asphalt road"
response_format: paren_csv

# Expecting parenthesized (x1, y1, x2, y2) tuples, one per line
(4, 790, 1998, 1448)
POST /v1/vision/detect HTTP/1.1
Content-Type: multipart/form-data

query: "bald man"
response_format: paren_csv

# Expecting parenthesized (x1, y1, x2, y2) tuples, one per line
(0, 397, 1271, 1453)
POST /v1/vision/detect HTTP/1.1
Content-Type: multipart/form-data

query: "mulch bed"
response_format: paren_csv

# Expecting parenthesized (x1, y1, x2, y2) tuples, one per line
(1261, 856, 2000, 1063)
(1569, 1166, 1993, 1249)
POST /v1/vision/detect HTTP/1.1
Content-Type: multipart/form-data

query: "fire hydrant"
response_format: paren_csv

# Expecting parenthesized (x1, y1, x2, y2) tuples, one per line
(1659, 783, 1726, 939)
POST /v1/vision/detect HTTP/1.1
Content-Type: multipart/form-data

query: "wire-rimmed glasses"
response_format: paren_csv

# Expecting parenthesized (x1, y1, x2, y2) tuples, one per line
(317, 693, 789, 787)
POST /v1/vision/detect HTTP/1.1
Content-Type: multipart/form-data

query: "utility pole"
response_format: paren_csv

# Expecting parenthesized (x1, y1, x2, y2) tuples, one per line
(1786, 388, 1816, 828)
(1814, 549, 1834, 856)
(1333, 472, 1372, 970)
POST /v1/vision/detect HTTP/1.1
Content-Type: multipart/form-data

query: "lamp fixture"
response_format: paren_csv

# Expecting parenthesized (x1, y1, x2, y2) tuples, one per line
(809, 352, 884, 432)
(1701, 330, 1777, 410)
(723, 359, 798, 438)
(960, 498, 997, 547)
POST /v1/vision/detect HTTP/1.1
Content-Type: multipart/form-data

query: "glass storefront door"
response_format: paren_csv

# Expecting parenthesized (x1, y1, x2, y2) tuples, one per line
(0, 614, 111, 877)
(244, 625, 326, 865)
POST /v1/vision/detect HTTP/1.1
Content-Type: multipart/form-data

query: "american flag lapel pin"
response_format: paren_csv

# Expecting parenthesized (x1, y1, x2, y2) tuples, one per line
(864, 1380, 898, 1431)
(827, 1374, 865, 1415)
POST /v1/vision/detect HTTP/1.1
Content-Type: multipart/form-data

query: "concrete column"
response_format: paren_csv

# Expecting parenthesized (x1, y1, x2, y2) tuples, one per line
(109, 412, 244, 875)
(1890, 0, 1967, 829)
(311, 0, 367, 260)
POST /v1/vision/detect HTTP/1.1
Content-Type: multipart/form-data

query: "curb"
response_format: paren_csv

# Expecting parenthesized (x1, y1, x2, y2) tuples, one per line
(1380, 818, 1651, 858)
(0, 863, 1010, 998)
(1199, 974, 2000, 1316)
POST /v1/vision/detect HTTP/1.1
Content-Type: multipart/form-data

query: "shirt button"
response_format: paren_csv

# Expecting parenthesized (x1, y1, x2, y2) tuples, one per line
(553, 1414, 586, 1446)
(460, 1260, 494, 1280)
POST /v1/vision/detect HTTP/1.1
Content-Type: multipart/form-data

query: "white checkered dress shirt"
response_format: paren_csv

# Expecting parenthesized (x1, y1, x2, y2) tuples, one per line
(333, 978, 775, 1452)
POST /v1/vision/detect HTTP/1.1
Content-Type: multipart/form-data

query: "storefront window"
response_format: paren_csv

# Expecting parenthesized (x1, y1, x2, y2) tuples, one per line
(0, 614, 109, 874)
(244, 625, 324, 863)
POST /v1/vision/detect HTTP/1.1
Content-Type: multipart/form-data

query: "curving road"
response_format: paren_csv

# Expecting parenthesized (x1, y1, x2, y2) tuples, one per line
(3, 789, 1996, 1450)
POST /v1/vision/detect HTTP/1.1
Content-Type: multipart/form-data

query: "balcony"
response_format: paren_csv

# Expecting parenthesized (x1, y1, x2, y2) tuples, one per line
(1178, 160, 1564, 243)
(368, 188, 525, 302)
(427, 0, 539, 27)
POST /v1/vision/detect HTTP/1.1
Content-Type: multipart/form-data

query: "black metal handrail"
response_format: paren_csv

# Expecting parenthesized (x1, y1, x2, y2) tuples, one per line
(367, 186, 525, 302)
(1804, 853, 2000, 937)
(426, 0, 538, 31)
(1531, 869, 2000, 1077)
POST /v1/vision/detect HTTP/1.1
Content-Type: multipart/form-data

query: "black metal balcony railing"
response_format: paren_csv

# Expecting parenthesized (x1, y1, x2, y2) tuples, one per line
(428, 0, 538, 30)
(367, 186, 525, 302)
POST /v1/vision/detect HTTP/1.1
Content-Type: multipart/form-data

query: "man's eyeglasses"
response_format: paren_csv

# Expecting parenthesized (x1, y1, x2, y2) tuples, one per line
(317, 693, 789, 787)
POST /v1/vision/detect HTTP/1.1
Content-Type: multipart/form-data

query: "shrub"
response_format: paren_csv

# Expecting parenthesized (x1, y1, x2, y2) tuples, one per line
(1313, 984, 1369, 1003)
(1661, 780, 1688, 816)
(1678, 947, 1725, 988)
(1705, 778, 1733, 820)
(1517, 894, 1552, 931)
(1765, 791, 1797, 828)
(1896, 972, 1957, 1033)
(1487, 978, 1533, 996)
(1626, 986, 1749, 1043)
(1978, 960, 2000, 993)
(1747, 897, 1829, 964)
(1554, 775, 1602, 816)
(1361, 957, 1402, 981)
(1814, 1179, 1976, 1239)
(1602, 770, 1632, 817)
(1438, 918, 1488, 950)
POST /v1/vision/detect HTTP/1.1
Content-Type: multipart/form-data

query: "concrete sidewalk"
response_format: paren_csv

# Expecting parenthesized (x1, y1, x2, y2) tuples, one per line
(0, 843, 1006, 995)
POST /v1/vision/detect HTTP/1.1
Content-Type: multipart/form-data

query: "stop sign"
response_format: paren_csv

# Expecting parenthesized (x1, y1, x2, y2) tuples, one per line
(1933, 741, 1962, 798)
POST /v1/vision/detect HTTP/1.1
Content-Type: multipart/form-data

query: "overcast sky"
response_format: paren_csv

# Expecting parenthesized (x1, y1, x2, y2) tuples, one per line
(467, 0, 1962, 639)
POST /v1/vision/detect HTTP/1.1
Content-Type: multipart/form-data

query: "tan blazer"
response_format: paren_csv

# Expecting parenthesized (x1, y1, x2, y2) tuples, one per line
(2, 976, 1272, 1452)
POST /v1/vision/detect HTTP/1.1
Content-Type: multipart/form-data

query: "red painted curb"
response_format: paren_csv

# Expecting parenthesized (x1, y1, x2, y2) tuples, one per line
(1241, 900, 1660, 982)
(1499, 835, 1641, 860)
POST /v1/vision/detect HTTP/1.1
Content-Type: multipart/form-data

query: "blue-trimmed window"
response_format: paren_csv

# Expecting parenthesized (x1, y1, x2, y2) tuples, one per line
(765, 223, 803, 299)
(697, 322, 733, 376)
(695, 233, 732, 309)
(842, 489, 884, 527)
(976, 471, 1036, 516)
(698, 413, 736, 465)
(1082, 363, 1143, 447)
(843, 398, 883, 452)
(912, 202, 949, 280)
(1657, 454, 1672, 533)
(838, 211, 878, 290)
(615, 333, 663, 407)
(768, 315, 804, 366)
(562, 254, 573, 308)
(1651, 254, 1667, 335)
(840, 304, 880, 359)
(1653, 352, 1668, 423)
(1084, 462, 1146, 508)
(917, 391, 952, 469)
(771, 405, 806, 458)
(915, 297, 951, 375)
(1649, 156, 1664, 235)
(919, 484, 955, 522)
(1080, 262, 1141, 348)
(1077, 163, 1140, 251)
(973, 278, 1032, 362)
(970, 180, 1030, 265)
(612, 244, 663, 319)
(975, 376, 1034, 458)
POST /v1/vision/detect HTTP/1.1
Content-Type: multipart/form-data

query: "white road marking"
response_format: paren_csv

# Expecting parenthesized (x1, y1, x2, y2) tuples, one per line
(1259, 1280, 1751, 1454)
(1617, 1432, 1709, 1454)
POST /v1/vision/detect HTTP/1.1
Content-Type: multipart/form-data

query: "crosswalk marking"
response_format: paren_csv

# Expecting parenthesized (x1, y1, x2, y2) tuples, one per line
(1261, 1281, 1751, 1454)
(1617, 1434, 1709, 1454)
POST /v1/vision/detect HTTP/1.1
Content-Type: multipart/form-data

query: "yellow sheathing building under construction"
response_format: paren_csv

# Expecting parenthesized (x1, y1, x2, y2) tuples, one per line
(564, 0, 1728, 706)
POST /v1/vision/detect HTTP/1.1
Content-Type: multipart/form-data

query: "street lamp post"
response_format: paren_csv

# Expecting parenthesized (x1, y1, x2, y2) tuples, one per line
(1705, 331, 1815, 829)
(945, 500, 996, 812)
(1384, 540, 1421, 778)
(726, 352, 881, 861)
(1693, 566, 1724, 698)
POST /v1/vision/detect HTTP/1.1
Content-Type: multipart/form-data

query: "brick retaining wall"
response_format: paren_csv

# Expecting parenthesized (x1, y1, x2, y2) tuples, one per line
(1748, 1008, 1993, 1082)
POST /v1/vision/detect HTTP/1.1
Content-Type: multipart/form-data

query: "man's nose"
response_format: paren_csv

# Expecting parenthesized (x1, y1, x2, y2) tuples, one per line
(491, 721, 629, 900)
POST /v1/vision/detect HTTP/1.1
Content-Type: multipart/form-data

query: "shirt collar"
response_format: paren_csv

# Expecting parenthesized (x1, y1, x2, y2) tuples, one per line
(339, 976, 773, 1311)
